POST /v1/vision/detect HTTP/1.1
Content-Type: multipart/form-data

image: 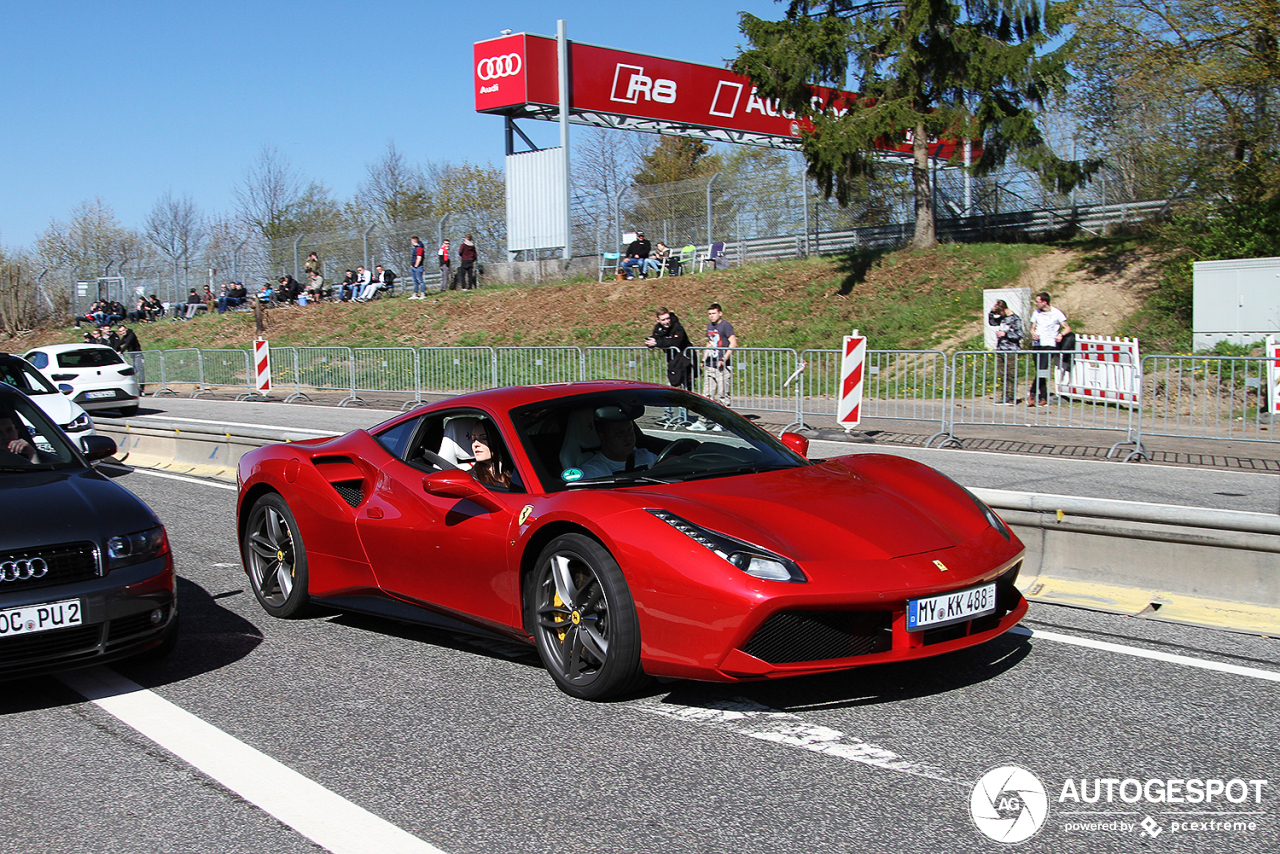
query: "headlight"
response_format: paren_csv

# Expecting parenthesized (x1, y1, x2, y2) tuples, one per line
(962, 487, 1011, 541)
(647, 509, 806, 582)
(106, 525, 169, 570)
(65, 412, 93, 432)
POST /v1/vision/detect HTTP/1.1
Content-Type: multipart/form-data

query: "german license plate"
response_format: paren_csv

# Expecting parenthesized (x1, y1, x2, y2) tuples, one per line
(907, 583, 996, 631)
(0, 599, 83, 636)
(86, 390, 115, 399)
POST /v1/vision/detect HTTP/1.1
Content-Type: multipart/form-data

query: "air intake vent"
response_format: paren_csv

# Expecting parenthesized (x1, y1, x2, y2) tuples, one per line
(332, 480, 364, 507)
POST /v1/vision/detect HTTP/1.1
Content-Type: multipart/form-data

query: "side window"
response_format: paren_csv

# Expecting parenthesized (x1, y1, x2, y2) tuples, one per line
(373, 417, 418, 459)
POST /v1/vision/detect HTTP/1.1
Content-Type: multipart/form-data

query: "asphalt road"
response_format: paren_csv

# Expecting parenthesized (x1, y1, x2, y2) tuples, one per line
(3, 466, 1278, 854)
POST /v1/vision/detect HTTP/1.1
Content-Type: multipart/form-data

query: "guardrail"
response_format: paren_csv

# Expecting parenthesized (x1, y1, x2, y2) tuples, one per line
(135, 344, 1280, 456)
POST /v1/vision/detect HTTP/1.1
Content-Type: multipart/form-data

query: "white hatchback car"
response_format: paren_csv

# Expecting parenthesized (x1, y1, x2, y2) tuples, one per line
(23, 344, 140, 417)
(0, 352, 95, 439)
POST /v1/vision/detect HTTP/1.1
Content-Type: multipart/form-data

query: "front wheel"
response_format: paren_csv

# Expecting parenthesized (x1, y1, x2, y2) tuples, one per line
(527, 534, 647, 700)
(242, 493, 312, 618)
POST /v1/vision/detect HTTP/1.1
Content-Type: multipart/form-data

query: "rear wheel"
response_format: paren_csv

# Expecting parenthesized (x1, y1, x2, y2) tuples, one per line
(242, 493, 312, 618)
(527, 534, 647, 700)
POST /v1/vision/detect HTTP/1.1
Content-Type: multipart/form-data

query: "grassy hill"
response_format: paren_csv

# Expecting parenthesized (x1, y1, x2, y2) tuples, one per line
(10, 238, 1180, 356)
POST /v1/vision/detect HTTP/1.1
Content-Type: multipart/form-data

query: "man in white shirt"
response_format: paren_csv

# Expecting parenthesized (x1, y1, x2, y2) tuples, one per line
(1028, 291, 1070, 406)
(580, 411, 657, 478)
(352, 266, 374, 302)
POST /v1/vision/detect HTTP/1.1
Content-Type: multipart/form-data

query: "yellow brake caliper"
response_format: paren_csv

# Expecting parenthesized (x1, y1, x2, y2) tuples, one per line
(553, 590, 568, 643)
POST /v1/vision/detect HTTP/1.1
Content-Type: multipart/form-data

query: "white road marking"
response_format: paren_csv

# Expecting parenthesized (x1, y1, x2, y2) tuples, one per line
(132, 414, 338, 435)
(59, 667, 448, 854)
(98, 464, 237, 490)
(638, 696, 961, 784)
(1014, 626, 1280, 683)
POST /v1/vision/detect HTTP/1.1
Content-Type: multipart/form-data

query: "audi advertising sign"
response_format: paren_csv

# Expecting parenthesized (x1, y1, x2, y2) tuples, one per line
(474, 33, 970, 158)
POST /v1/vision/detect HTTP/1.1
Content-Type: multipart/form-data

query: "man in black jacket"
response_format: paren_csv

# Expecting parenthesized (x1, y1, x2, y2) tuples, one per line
(645, 307, 694, 391)
(621, 231, 652, 279)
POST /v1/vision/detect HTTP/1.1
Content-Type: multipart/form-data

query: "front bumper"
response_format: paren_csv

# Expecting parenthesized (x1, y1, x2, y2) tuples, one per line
(0, 552, 176, 680)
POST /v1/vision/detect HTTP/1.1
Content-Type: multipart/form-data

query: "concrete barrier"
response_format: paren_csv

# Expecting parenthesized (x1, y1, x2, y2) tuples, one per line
(94, 418, 1280, 636)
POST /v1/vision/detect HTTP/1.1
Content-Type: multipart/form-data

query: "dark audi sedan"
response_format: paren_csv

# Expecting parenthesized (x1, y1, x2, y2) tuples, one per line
(0, 382, 176, 678)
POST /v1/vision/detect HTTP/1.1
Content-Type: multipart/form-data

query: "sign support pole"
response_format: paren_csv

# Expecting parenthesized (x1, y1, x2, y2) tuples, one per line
(557, 19, 572, 265)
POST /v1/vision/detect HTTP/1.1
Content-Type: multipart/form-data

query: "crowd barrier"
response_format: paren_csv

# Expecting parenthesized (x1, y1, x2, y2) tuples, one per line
(137, 345, 1280, 455)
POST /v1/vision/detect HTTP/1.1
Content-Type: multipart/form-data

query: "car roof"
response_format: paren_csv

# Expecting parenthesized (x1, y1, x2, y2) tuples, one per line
(417, 380, 670, 412)
(24, 343, 119, 354)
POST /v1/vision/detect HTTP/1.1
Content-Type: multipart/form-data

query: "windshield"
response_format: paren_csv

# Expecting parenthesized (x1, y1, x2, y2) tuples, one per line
(0, 359, 58, 396)
(0, 388, 81, 471)
(510, 388, 806, 492)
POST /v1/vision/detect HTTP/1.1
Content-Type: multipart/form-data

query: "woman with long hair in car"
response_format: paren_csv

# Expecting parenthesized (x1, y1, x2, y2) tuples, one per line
(469, 419, 515, 489)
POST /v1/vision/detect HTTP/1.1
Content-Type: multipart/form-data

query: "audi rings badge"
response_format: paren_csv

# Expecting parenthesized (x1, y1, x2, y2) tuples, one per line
(1, 558, 49, 582)
(477, 53, 522, 81)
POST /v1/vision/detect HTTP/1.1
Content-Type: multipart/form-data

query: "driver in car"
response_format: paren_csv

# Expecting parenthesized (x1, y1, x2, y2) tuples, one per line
(0, 410, 37, 463)
(580, 406, 658, 479)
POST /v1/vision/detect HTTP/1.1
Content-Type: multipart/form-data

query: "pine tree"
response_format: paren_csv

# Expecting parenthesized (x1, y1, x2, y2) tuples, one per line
(734, 0, 1090, 249)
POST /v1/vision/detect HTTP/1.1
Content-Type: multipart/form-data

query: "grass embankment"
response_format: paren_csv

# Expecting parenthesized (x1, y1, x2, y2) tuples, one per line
(20, 243, 1068, 354)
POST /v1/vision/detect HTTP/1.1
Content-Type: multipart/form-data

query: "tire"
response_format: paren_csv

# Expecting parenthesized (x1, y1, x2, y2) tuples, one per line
(118, 404, 139, 417)
(527, 533, 647, 700)
(242, 493, 313, 618)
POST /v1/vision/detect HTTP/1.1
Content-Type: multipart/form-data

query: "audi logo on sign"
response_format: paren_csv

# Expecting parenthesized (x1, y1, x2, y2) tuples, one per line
(477, 53, 522, 81)
(1, 558, 49, 582)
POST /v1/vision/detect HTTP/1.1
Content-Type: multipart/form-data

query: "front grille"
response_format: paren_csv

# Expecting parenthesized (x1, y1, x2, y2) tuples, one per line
(0, 542, 98, 594)
(331, 480, 364, 507)
(743, 610, 892, 664)
(0, 624, 102, 670)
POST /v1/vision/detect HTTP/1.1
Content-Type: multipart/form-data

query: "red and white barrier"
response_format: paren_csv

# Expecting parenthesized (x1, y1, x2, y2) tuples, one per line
(1056, 335, 1141, 407)
(838, 330, 866, 429)
(254, 339, 272, 394)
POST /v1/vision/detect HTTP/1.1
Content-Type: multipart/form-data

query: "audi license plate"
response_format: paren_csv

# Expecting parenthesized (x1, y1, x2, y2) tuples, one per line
(907, 583, 996, 631)
(0, 599, 83, 636)
(86, 390, 115, 399)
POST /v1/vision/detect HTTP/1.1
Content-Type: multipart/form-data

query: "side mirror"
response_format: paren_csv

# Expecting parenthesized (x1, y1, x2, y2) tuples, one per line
(80, 434, 118, 462)
(59, 384, 74, 396)
(422, 469, 503, 512)
(779, 431, 809, 458)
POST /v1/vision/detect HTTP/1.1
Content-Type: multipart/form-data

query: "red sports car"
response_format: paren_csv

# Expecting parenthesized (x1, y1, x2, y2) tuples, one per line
(236, 382, 1027, 700)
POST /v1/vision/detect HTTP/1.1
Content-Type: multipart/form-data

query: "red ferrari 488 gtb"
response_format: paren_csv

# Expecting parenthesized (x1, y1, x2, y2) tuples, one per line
(236, 382, 1026, 699)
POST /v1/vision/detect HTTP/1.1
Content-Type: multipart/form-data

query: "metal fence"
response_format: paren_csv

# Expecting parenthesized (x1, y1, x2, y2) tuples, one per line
(131, 345, 1279, 458)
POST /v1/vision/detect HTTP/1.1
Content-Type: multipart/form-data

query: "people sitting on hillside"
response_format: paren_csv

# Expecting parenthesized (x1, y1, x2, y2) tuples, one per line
(306, 271, 326, 303)
(144, 294, 165, 321)
(646, 242, 671, 277)
(218, 282, 248, 313)
(337, 270, 358, 302)
(620, 231, 652, 279)
(348, 266, 372, 302)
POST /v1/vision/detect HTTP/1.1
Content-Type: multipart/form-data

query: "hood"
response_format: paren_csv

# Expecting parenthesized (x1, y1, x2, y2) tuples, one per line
(0, 468, 158, 551)
(23, 388, 84, 428)
(625, 458, 978, 562)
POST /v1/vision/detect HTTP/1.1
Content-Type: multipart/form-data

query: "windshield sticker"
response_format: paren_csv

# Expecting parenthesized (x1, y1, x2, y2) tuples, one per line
(561, 468, 584, 483)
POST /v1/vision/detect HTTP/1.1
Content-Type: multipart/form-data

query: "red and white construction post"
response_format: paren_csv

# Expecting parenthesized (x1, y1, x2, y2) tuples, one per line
(838, 329, 867, 430)
(253, 338, 271, 395)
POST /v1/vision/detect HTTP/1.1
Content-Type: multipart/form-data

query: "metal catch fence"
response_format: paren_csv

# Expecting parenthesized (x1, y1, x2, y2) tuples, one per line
(128, 345, 1280, 458)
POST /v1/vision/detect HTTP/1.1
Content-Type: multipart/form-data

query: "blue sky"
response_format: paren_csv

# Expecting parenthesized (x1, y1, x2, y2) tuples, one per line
(0, 1, 784, 250)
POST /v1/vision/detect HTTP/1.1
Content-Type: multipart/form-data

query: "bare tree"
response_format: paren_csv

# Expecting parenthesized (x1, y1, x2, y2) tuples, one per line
(356, 142, 432, 223)
(145, 191, 206, 297)
(0, 247, 43, 336)
(233, 146, 305, 242)
(36, 198, 143, 303)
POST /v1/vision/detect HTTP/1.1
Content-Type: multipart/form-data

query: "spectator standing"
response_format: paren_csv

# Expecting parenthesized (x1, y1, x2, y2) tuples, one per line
(620, 231, 652, 279)
(693, 303, 737, 423)
(304, 252, 322, 279)
(988, 299, 1023, 405)
(409, 237, 426, 299)
(645, 307, 693, 392)
(457, 235, 478, 289)
(437, 239, 451, 292)
(1028, 291, 1070, 406)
